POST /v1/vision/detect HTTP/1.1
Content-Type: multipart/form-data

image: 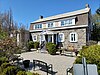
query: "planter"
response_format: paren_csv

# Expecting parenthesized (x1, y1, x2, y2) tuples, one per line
(23, 60, 30, 68)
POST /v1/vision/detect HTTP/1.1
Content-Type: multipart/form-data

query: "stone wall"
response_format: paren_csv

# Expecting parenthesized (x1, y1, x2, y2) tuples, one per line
(31, 28, 87, 50)
(54, 28, 86, 50)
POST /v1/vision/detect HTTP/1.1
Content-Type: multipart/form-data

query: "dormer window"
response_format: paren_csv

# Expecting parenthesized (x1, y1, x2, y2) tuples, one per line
(48, 22, 53, 28)
(61, 21, 65, 26)
(60, 18, 75, 26)
(35, 24, 42, 29)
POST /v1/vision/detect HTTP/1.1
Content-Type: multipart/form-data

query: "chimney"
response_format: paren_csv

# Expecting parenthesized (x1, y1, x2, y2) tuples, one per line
(85, 4, 89, 8)
(39, 15, 43, 19)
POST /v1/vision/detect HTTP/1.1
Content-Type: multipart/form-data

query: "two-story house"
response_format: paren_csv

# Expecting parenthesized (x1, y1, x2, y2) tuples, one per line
(30, 4, 92, 50)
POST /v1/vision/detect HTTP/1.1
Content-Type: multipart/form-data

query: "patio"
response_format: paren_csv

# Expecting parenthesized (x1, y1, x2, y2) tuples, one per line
(19, 51, 76, 75)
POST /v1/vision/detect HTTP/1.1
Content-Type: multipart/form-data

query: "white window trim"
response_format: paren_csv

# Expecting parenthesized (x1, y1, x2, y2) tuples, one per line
(46, 22, 55, 28)
(58, 33, 64, 42)
(69, 32, 78, 42)
(31, 33, 37, 42)
(34, 24, 42, 29)
(60, 18, 75, 26)
(33, 35, 37, 42)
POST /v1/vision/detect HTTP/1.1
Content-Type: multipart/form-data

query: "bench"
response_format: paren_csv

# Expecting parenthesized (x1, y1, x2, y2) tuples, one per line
(33, 60, 53, 75)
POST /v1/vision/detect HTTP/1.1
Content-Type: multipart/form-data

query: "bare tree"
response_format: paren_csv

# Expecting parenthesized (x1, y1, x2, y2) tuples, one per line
(0, 9, 18, 36)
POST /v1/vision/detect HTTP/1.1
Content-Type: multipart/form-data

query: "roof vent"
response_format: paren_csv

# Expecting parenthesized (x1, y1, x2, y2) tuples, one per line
(39, 15, 43, 19)
(85, 4, 89, 8)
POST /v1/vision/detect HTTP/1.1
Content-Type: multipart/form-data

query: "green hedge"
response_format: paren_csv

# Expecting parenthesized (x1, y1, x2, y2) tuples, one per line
(46, 42, 57, 55)
(27, 41, 34, 49)
(34, 42, 39, 49)
(2, 66, 18, 75)
(0, 63, 11, 72)
(75, 45, 100, 74)
(0, 57, 8, 66)
(27, 41, 39, 50)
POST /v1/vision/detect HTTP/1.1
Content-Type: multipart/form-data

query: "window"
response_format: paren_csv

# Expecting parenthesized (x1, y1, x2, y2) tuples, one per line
(69, 32, 78, 42)
(33, 35, 37, 41)
(58, 33, 64, 42)
(48, 22, 53, 28)
(34, 36, 36, 40)
(35, 24, 42, 29)
(65, 19, 72, 24)
(60, 19, 74, 26)
(61, 21, 65, 26)
(31, 33, 37, 41)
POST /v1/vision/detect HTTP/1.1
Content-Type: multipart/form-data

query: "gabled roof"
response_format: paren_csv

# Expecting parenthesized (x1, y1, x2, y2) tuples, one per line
(31, 7, 90, 24)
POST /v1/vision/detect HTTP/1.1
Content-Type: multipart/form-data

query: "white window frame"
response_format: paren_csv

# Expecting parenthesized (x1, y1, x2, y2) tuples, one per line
(48, 22, 53, 28)
(34, 24, 42, 29)
(69, 32, 78, 42)
(60, 18, 75, 26)
(46, 22, 55, 28)
(58, 33, 64, 42)
(31, 33, 37, 42)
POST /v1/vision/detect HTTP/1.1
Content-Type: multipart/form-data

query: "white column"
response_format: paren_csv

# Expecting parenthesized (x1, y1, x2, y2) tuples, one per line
(52, 34, 54, 43)
(43, 35, 45, 41)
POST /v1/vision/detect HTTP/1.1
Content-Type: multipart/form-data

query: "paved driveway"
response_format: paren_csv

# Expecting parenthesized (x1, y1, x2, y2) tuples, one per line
(21, 51, 76, 75)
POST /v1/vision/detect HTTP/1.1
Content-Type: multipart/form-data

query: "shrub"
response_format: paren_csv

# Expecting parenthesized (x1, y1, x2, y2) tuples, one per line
(27, 41, 34, 49)
(2, 66, 18, 75)
(34, 42, 39, 49)
(0, 57, 8, 66)
(75, 45, 100, 74)
(0, 62, 11, 72)
(82, 46, 88, 49)
(46, 42, 57, 55)
(17, 71, 27, 75)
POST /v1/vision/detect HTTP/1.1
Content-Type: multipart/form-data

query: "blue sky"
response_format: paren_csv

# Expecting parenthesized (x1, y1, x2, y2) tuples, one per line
(0, 0, 100, 29)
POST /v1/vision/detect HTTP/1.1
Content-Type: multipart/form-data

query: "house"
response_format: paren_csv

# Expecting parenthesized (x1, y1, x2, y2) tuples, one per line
(29, 4, 92, 50)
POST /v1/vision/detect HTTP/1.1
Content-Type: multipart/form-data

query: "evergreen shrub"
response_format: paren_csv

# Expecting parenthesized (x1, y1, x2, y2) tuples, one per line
(46, 42, 57, 55)
(75, 45, 100, 74)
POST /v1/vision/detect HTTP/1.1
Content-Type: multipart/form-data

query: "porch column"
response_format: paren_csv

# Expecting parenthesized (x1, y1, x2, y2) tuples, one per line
(52, 34, 54, 43)
(43, 34, 45, 41)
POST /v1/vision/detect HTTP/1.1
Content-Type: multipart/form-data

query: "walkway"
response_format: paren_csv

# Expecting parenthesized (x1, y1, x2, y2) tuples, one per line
(21, 51, 76, 75)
